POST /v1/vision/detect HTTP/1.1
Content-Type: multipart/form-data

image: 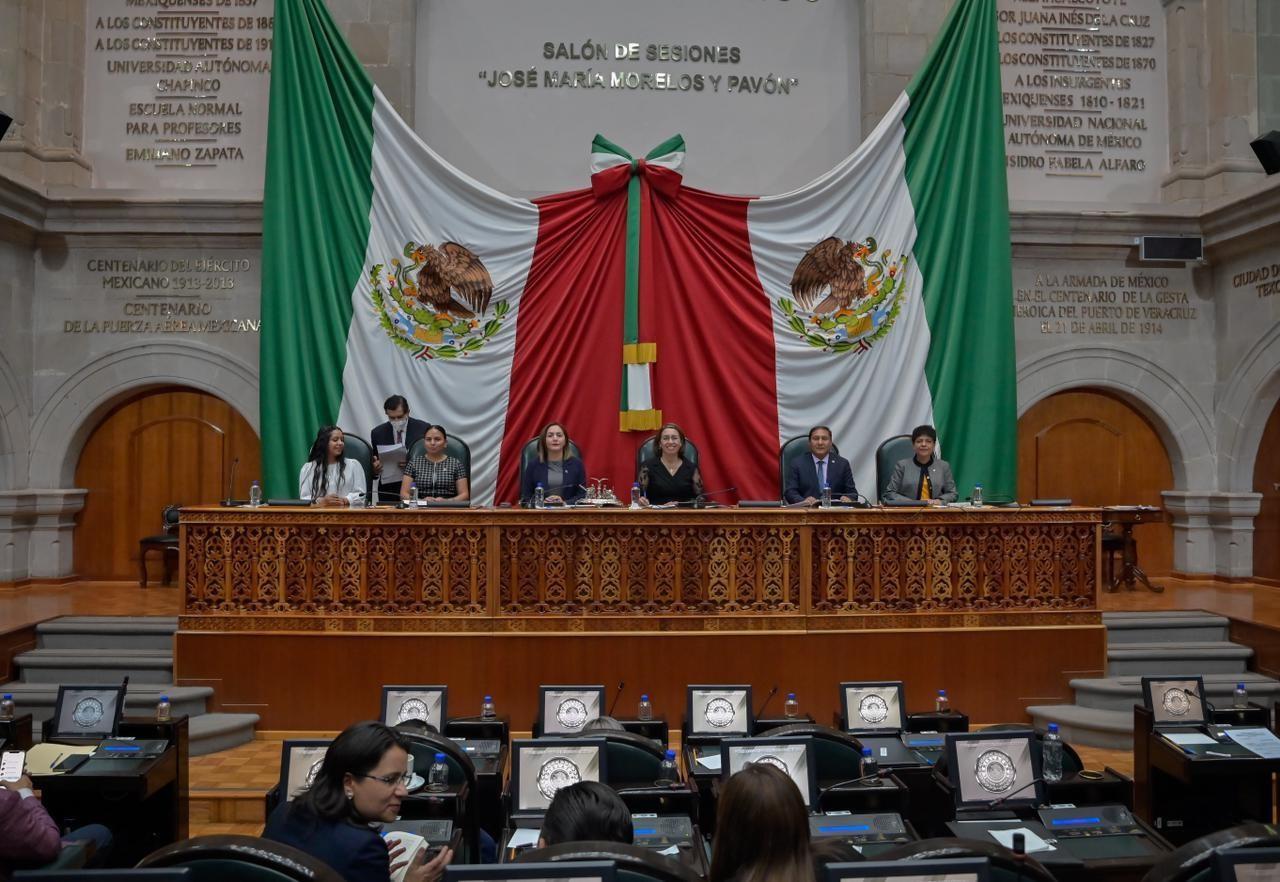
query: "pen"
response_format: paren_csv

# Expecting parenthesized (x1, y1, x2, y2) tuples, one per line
(1205, 750, 1231, 757)
(51, 753, 64, 769)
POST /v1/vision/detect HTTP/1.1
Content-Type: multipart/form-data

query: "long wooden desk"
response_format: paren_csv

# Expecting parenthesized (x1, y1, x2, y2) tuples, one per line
(179, 505, 1102, 633)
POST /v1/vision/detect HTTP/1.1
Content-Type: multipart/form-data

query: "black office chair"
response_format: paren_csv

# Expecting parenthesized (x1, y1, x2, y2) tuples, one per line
(874, 434, 913, 502)
(138, 503, 181, 587)
(518, 436, 585, 496)
(589, 730, 666, 788)
(634, 434, 699, 482)
(778, 435, 841, 501)
(880, 837, 1058, 882)
(400, 731, 480, 859)
(138, 835, 344, 882)
(339, 432, 375, 500)
(406, 435, 473, 476)
(1139, 823, 1280, 882)
(764, 722, 864, 782)
(517, 841, 703, 882)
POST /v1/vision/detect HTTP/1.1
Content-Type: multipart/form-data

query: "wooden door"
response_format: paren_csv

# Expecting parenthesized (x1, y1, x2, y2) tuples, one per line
(1017, 389, 1174, 575)
(73, 387, 261, 581)
(1253, 398, 1280, 582)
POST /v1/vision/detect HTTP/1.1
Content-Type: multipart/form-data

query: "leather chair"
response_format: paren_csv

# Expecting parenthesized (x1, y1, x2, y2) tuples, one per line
(874, 434, 913, 502)
(339, 432, 375, 500)
(595, 730, 665, 788)
(880, 837, 1058, 882)
(138, 834, 344, 882)
(1139, 823, 1280, 882)
(407, 435, 473, 475)
(778, 435, 840, 501)
(517, 841, 703, 882)
(400, 731, 480, 860)
(519, 436, 585, 494)
(138, 504, 181, 587)
(634, 434, 699, 483)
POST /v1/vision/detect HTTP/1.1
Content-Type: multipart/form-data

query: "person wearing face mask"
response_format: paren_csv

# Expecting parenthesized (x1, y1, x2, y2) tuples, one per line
(521, 421, 587, 505)
(882, 424, 957, 505)
(371, 395, 429, 503)
(638, 422, 704, 506)
(399, 425, 469, 502)
(264, 721, 453, 882)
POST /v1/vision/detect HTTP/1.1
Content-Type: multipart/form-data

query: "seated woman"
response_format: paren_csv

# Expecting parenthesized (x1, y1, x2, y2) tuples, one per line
(399, 425, 469, 502)
(299, 426, 368, 507)
(538, 781, 634, 847)
(709, 763, 812, 882)
(521, 421, 587, 505)
(264, 721, 452, 882)
(638, 423, 704, 506)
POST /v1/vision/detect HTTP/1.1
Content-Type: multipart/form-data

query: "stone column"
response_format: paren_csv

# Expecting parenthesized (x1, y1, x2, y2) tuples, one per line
(1163, 489, 1263, 577)
(1162, 491, 1215, 574)
(0, 489, 85, 583)
(859, 0, 955, 135)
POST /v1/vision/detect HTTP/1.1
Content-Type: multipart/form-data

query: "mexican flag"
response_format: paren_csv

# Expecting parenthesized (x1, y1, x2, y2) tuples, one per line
(261, 0, 1015, 504)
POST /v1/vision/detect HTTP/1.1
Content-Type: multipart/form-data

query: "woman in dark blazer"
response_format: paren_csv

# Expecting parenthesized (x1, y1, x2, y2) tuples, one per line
(521, 421, 587, 505)
(264, 721, 452, 882)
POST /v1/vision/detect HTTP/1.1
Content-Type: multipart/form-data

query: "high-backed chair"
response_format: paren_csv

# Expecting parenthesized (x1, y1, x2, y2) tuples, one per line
(880, 837, 1058, 882)
(874, 434, 913, 502)
(519, 437, 585, 494)
(407, 435, 473, 475)
(634, 435, 699, 482)
(138, 835, 344, 882)
(339, 432, 375, 500)
(138, 503, 182, 587)
(594, 730, 666, 788)
(400, 731, 479, 858)
(778, 435, 840, 501)
(517, 841, 703, 882)
(1139, 823, 1280, 882)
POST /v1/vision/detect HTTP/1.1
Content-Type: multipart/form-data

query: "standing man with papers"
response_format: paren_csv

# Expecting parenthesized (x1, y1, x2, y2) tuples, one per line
(371, 395, 428, 503)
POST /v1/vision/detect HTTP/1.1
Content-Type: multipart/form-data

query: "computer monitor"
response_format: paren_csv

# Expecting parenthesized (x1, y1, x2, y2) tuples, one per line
(539, 685, 606, 735)
(686, 684, 753, 737)
(510, 738, 607, 815)
(13, 873, 193, 881)
(51, 684, 126, 740)
(382, 685, 448, 731)
(279, 739, 332, 802)
(945, 730, 1043, 811)
(721, 736, 817, 811)
(1141, 676, 1209, 726)
(444, 862, 617, 882)
(1213, 847, 1280, 882)
(840, 681, 905, 733)
(822, 857, 990, 882)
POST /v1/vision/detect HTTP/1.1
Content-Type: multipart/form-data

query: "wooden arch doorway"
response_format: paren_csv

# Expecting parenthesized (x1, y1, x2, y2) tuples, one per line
(73, 386, 262, 581)
(1017, 389, 1174, 576)
(1253, 397, 1280, 583)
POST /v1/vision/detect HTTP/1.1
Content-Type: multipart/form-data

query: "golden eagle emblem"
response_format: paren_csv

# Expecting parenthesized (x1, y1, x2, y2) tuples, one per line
(789, 236, 868, 312)
(411, 242, 494, 317)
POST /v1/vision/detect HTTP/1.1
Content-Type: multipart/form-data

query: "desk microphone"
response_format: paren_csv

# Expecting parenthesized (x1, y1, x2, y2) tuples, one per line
(820, 769, 888, 792)
(986, 776, 1046, 807)
(221, 458, 240, 506)
(608, 680, 626, 717)
(756, 685, 779, 719)
(689, 487, 736, 509)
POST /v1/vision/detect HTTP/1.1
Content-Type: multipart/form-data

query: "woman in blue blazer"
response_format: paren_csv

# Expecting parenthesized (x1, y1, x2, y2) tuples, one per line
(521, 421, 587, 505)
(264, 721, 453, 882)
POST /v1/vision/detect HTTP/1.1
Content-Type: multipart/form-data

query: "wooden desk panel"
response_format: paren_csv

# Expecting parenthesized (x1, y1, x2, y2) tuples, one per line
(178, 507, 1101, 633)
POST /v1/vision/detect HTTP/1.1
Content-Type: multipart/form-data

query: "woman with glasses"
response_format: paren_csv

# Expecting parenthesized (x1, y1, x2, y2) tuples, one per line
(264, 721, 453, 882)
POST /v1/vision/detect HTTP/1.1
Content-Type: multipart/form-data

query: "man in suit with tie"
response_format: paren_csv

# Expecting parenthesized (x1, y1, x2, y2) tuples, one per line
(370, 395, 428, 503)
(784, 425, 858, 505)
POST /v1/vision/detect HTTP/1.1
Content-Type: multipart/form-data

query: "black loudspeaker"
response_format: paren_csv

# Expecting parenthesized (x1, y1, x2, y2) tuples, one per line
(0, 112, 11, 141)
(1139, 235, 1203, 262)
(1252, 130, 1280, 176)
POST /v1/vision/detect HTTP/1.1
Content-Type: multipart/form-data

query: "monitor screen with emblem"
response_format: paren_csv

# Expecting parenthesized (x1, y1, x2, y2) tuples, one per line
(382, 685, 448, 731)
(721, 736, 816, 811)
(840, 681, 905, 734)
(511, 738, 606, 814)
(945, 730, 1042, 811)
(687, 684, 753, 737)
(445, 862, 617, 882)
(1140, 676, 1208, 727)
(822, 857, 990, 882)
(279, 739, 332, 802)
(52, 684, 126, 740)
(539, 685, 606, 735)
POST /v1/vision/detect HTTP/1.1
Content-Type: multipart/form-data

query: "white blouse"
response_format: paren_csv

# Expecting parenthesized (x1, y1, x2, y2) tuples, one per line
(298, 460, 367, 503)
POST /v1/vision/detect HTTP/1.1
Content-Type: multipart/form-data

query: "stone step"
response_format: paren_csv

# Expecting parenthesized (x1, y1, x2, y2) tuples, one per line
(1071, 673, 1280, 714)
(189, 713, 260, 757)
(15, 649, 173, 684)
(37, 616, 178, 651)
(1106, 641, 1252, 675)
(1025, 705, 1135, 751)
(0, 682, 213, 729)
(1101, 611, 1230, 645)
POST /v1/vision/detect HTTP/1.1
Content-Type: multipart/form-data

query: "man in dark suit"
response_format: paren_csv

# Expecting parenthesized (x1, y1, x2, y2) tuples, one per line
(370, 394, 428, 502)
(784, 425, 858, 505)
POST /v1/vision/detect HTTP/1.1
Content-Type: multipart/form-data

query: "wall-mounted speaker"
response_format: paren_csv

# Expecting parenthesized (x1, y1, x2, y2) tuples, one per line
(1138, 236, 1203, 262)
(1252, 131, 1280, 176)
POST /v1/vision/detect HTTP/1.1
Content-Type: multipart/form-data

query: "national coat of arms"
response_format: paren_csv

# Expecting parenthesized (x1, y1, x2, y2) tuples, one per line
(779, 236, 910, 354)
(370, 240, 508, 360)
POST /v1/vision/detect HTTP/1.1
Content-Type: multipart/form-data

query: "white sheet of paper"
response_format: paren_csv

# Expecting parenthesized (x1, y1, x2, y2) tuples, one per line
(696, 753, 723, 771)
(506, 828, 540, 850)
(660, 845, 680, 856)
(377, 443, 409, 483)
(990, 827, 1054, 854)
(1163, 732, 1217, 746)
(384, 832, 427, 882)
(1223, 727, 1280, 759)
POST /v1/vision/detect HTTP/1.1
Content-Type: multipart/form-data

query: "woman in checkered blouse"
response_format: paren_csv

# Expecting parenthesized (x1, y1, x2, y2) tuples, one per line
(399, 425, 469, 502)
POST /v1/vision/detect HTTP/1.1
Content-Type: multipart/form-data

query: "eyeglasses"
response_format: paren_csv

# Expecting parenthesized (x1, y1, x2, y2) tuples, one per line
(355, 771, 414, 787)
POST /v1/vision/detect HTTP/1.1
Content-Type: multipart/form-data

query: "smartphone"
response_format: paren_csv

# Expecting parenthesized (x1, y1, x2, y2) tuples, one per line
(1, 750, 24, 782)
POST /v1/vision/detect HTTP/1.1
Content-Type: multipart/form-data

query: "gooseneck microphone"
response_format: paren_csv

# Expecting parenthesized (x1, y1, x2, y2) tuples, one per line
(689, 486, 736, 509)
(987, 776, 1046, 807)
(756, 685, 779, 719)
(221, 458, 240, 506)
(819, 769, 887, 792)
(608, 680, 626, 717)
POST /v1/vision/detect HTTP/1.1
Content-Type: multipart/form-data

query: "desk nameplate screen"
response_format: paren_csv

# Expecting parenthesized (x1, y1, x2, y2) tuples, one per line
(179, 507, 1101, 633)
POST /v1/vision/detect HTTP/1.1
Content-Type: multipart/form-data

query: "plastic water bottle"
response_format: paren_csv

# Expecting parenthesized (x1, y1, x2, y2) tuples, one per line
(0, 694, 14, 720)
(408, 484, 419, 506)
(533, 483, 546, 509)
(428, 753, 449, 791)
(820, 483, 832, 509)
(630, 483, 642, 509)
(972, 484, 984, 507)
(638, 694, 653, 721)
(1234, 682, 1249, 708)
(481, 694, 496, 720)
(657, 749, 679, 786)
(156, 694, 172, 722)
(1042, 723, 1063, 782)
(784, 692, 800, 719)
(861, 747, 880, 783)
(935, 689, 950, 713)
(249, 480, 262, 508)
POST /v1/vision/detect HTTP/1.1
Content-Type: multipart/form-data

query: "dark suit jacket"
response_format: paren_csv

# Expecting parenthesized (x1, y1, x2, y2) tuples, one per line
(785, 453, 857, 503)
(371, 418, 429, 484)
(264, 801, 389, 882)
(522, 456, 587, 504)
